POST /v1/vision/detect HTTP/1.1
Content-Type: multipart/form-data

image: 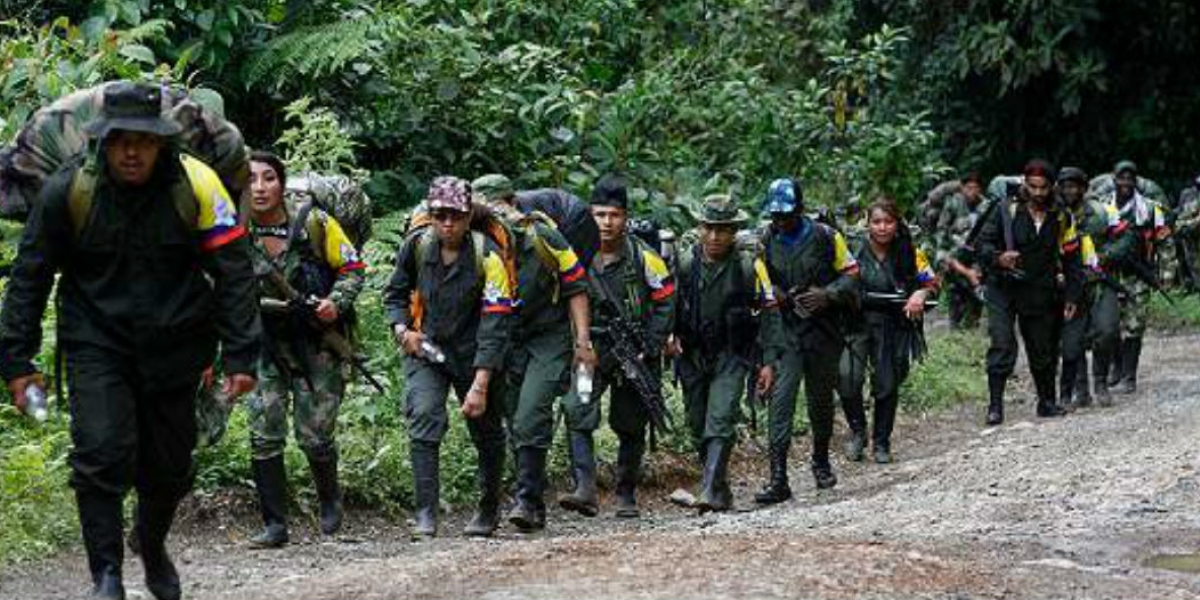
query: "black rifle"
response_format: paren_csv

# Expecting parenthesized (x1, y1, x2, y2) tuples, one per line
(862, 291, 940, 310)
(588, 274, 673, 433)
(262, 270, 387, 395)
(1113, 255, 1175, 306)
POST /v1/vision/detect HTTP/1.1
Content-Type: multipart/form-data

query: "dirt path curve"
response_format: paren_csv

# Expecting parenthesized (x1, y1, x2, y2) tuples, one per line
(5, 333, 1200, 600)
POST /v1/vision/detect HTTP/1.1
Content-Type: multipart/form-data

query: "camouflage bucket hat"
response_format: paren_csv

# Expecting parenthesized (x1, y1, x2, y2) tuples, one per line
(426, 176, 472, 213)
(471, 174, 514, 203)
(84, 81, 183, 140)
(696, 194, 749, 225)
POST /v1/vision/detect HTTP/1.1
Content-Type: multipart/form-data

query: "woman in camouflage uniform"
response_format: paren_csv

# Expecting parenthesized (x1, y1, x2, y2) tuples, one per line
(244, 151, 365, 547)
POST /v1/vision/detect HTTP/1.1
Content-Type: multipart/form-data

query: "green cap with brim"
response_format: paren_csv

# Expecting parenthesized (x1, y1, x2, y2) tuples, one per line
(470, 174, 514, 203)
(84, 81, 183, 140)
(695, 194, 749, 225)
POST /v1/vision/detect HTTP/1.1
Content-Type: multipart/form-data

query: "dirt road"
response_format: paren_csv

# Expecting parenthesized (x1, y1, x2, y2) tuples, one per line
(5, 333, 1200, 599)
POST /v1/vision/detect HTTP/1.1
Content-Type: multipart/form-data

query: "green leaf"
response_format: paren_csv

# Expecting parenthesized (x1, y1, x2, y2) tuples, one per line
(118, 43, 155, 64)
(195, 9, 215, 32)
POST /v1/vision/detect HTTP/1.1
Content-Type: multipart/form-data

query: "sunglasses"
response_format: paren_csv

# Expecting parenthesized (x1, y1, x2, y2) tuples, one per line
(430, 209, 468, 222)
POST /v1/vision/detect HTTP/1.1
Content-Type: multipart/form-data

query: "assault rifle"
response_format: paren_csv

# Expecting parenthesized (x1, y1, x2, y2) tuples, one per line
(862, 291, 940, 310)
(1091, 270, 1136, 301)
(1113, 255, 1175, 306)
(261, 270, 387, 394)
(589, 274, 673, 433)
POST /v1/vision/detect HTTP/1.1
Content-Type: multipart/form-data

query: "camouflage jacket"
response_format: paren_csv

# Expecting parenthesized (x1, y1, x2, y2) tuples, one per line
(934, 193, 985, 269)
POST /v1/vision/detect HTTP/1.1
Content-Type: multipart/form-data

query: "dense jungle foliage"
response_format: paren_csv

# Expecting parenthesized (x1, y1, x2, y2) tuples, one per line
(3, 0, 1200, 566)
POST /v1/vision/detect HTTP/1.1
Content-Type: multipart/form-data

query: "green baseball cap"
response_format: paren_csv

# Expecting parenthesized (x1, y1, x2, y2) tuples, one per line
(470, 174, 515, 202)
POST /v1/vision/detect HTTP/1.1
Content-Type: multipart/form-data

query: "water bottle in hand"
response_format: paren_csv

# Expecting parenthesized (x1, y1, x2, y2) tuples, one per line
(575, 362, 594, 405)
(420, 339, 447, 364)
(24, 384, 48, 423)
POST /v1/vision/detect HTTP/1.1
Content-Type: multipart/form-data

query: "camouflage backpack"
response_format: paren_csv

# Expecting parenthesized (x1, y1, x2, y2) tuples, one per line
(0, 80, 248, 222)
(284, 172, 373, 247)
(1087, 174, 1167, 205)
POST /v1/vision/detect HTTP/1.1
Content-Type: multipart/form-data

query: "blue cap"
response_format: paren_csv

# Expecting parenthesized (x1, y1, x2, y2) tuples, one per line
(764, 178, 801, 214)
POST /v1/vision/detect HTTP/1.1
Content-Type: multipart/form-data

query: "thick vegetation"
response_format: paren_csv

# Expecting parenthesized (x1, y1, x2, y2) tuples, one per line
(2, 0, 1199, 567)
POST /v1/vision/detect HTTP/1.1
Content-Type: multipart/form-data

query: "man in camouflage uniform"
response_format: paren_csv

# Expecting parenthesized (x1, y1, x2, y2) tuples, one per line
(755, 178, 859, 502)
(559, 174, 675, 519)
(671, 195, 784, 511)
(1166, 175, 1200, 292)
(935, 172, 987, 330)
(385, 176, 514, 538)
(0, 82, 260, 600)
(1101, 161, 1170, 394)
(977, 160, 1082, 425)
(243, 151, 366, 547)
(471, 174, 596, 532)
(1056, 167, 1133, 408)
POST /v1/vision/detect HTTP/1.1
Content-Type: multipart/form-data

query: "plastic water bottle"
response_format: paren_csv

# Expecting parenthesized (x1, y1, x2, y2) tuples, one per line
(24, 384, 48, 423)
(575, 363, 594, 405)
(420, 339, 447, 364)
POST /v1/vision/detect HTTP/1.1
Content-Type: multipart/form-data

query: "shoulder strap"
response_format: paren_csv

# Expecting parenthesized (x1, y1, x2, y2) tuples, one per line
(68, 154, 204, 239)
(470, 230, 489, 287)
(68, 161, 100, 239)
(288, 200, 319, 254)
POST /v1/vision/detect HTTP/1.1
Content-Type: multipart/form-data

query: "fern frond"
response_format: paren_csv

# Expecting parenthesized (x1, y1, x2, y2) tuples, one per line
(243, 13, 406, 90)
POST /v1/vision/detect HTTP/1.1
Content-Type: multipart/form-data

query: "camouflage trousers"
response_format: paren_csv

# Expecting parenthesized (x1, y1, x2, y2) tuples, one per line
(1118, 277, 1149, 339)
(247, 350, 345, 461)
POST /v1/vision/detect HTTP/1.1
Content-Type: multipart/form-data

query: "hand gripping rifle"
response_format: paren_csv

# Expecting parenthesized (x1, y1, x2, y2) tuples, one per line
(261, 269, 387, 394)
(588, 274, 673, 433)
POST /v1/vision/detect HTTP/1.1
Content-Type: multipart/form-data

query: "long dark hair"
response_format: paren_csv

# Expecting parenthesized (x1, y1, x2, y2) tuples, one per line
(866, 198, 918, 291)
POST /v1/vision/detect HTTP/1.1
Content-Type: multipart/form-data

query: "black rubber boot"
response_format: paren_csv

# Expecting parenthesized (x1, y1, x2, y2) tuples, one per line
(249, 456, 289, 548)
(410, 440, 440, 539)
(507, 446, 548, 531)
(811, 455, 838, 489)
(137, 494, 182, 600)
(94, 567, 125, 600)
(1034, 369, 1068, 417)
(754, 442, 792, 504)
(840, 393, 867, 462)
(1117, 337, 1142, 394)
(1059, 359, 1078, 410)
(308, 449, 344, 536)
(1093, 349, 1113, 406)
(696, 438, 733, 512)
(613, 433, 645, 518)
(1074, 354, 1093, 407)
(77, 490, 125, 599)
(872, 393, 898, 464)
(844, 429, 866, 462)
(464, 443, 505, 537)
(558, 431, 599, 517)
(986, 373, 1005, 425)
(1108, 342, 1124, 387)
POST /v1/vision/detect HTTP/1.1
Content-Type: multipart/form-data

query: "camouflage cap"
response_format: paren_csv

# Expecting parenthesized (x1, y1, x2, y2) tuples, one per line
(695, 194, 749, 225)
(471, 174, 514, 203)
(426, 176, 472, 213)
(85, 81, 182, 140)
